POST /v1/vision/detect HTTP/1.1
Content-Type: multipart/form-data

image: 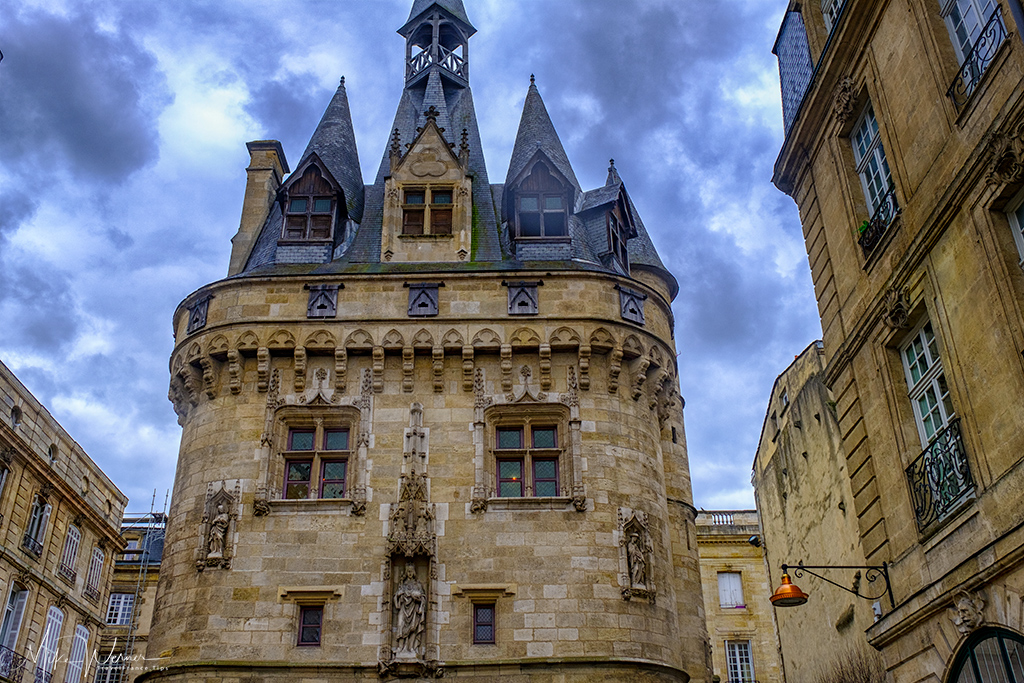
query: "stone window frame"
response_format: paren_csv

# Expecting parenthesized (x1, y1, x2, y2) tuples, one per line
(84, 547, 105, 601)
(940, 0, 998, 65)
(482, 405, 572, 505)
(401, 186, 456, 237)
(23, 493, 51, 558)
(266, 405, 362, 510)
(852, 103, 893, 216)
(278, 586, 342, 648)
(58, 524, 82, 583)
(0, 582, 29, 650)
(452, 584, 515, 646)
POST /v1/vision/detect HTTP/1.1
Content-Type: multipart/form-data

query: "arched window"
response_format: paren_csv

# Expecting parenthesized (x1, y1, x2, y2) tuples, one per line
(282, 165, 338, 242)
(948, 627, 1024, 683)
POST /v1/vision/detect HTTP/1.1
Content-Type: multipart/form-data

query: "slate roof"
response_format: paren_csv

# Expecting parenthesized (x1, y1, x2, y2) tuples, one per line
(401, 0, 476, 36)
(505, 81, 581, 195)
(296, 78, 364, 223)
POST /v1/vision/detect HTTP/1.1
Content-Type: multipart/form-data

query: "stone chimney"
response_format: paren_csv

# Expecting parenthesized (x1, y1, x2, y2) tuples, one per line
(227, 141, 289, 276)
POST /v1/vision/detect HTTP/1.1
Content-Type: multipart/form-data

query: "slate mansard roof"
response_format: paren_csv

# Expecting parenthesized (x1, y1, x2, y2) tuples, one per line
(240, 0, 674, 296)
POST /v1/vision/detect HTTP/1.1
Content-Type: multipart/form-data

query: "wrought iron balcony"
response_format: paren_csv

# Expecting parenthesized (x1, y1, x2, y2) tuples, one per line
(0, 645, 27, 682)
(32, 668, 51, 683)
(947, 7, 1008, 108)
(857, 185, 900, 256)
(83, 584, 100, 602)
(57, 562, 76, 583)
(905, 418, 974, 530)
(20, 534, 42, 558)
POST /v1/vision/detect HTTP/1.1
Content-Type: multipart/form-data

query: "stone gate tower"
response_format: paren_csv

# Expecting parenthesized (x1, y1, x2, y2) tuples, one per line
(145, 1, 708, 681)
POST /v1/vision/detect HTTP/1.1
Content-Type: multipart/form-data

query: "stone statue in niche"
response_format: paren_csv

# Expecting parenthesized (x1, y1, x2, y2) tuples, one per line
(393, 564, 427, 659)
(949, 590, 985, 635)
(207, 504, 229, 557)
(627, 532, 647, 588)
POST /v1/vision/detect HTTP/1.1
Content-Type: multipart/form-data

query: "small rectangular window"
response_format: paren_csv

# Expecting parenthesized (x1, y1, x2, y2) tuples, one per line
(432, 190, 453, 204)
(532, 458, 559, 497)
(298, 606, 323, 646)
(531, 427, 557, 449)
(718, 571, 745, 608)
(313, 198, 332, 213)
(473, 604, 495, 644)
(497, 459, 524, 497)
(543, 196, 563, 210)
(289, 198, 308, 213)
(519, 196, 539, 212)
(496, 428, 523, 450)
(289, 429, 315, 451)
(285, 460, 313, 499)
(324, 429, 350, 451)
(320, 460, 347, 499)
(405, 191, 425, 204)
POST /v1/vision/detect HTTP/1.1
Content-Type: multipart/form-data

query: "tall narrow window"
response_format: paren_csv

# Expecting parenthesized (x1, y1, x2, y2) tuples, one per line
(822, 0, 846, 32)
(942, 0, 998, 62)
(901, 321, 954, 445)
(1007, 195, 1024, 263)
(718, 572, 745, 608)
(298, 605, 323, 646)
(84, 548, 105, 601)
(473, 604, 496, 644)
(852, 105, 893, 215)
(63, 624, 89, 683)
(36, 606, 64, 680)
(58, 525, 81, 582)
(22, 496, 51, 557)
(726, 640, 755, 683)
(0, 584, 28, 651)
(942, 0, 1006, 106)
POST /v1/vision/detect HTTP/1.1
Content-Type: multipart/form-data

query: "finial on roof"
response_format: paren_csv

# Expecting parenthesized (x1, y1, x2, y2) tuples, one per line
(390, 128, 402, 155)
(460, 128, 469, 151)
(609, 158, 615, 169)
(606, 158, 622, 186)
(340, 76, 346, 87)
(530, 74, 535, 86)
(424, 105, 440, 121)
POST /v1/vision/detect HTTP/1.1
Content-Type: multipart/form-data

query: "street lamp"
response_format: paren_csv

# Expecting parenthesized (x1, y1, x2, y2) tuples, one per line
(769, 561, 895, 610)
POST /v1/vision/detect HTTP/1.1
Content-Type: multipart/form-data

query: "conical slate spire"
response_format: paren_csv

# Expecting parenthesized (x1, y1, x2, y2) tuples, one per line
(300, 77, 364, 222)
(401, 0, 476, 36)
(505, 78, 581, 194)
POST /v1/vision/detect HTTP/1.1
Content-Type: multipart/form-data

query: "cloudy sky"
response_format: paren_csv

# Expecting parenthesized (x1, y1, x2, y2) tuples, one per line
(0, 0, 821, 512)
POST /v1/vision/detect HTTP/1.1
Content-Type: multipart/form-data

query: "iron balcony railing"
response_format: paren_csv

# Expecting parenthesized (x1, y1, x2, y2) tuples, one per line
(83, 584, 100, 602)
(857, 184, 900, 256)
(948, 7, 1008, 108)
(31, 668, 51, 683)
(0, 645, 27, 682)
(20, 534, 42, 558)
(56, 563, 76, 583)
(905, 418, 974, 530)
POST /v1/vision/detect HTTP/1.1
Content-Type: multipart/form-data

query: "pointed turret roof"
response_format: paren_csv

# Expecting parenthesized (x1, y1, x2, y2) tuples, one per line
(298, 78, 364, 222)
(400, 0, 476, 37)
(506, 78, 581, 194)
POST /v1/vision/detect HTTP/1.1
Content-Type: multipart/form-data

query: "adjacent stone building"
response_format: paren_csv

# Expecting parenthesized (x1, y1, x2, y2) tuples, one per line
(752, 341, 876, 682)
(145, 1, 708, 681)
(772, 0, 1024, 680)
(0, 359, 128, 683)
(696, 510, 783, 683)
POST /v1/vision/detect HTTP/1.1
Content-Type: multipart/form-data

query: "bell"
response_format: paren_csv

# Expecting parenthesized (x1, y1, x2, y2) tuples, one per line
(770, 572, 809, 607)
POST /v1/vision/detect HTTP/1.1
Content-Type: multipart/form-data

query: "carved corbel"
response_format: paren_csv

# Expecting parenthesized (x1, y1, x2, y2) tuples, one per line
(256, 347, 270, 392)
(578, 344, 591, 391)
(500, 344, 513, 393)
(432, 347, 445, 393)
(462, 345, 474, 392)
(539, 343, 552, 391)
(403, 346, 415, 393)
(631, 358, 651, 401)
(608, 345, 624, 394)
(986, 122, 1024, 186)
(949, 589, 986, 635)
(294, 347, 307, 393)
(199, 356, 217, 400)
(335, 347, 348, 394)
(833, 76, 856, 127)
(227, 350, 242, 395)
(648, 370, 670, 412)
(882, 287, 911, 329)
(372, 346, 385, 393)
(0, 447, 13, 465)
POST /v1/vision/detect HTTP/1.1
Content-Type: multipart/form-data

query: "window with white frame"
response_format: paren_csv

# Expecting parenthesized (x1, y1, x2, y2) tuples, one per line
(106, 593, 134, 626)
(852, 104, 893, 215)
(726, 640, 756, 683)
(717, 571, 745, 608)
(63, 624, 89, 683)
(59, 525, 81, 581)
(84, 547, 105, 600)
(901, 321, 955, 446)
(941, 0, 998, 62)
(0, 584, 28, 650)
(36, 606, 65, 679)
(23, 495, 51, 557)
(1007, 196, 1024, 263)
(822, 0, 846, 32)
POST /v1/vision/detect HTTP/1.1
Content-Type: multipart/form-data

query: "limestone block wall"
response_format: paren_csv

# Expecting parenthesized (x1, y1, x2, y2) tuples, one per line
(145, 270, 708, 682)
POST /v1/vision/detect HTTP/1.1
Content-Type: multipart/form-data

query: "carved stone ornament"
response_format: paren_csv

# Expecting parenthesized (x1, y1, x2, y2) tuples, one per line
(618, 508, 656, 603)
(833, 76, 857, 126)
(386, 471, 435, 558)
(39, 483, 55, 500)
(196, 481, 240, 571)
(186, 294, 213, 335)
(882, 287, 911, 329)
(986, 121, 1024, 186)
(949, 589, 985, 635)
(560, 366, 580, 409)
(306, 284, 341, 319)
(0, 447, 13, 465)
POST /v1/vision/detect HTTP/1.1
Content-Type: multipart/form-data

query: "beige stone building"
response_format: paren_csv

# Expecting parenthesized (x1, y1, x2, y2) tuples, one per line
(0, 359, 127, 683)
(696, 510, 784, 683)
(95, 513, 164, 682)
(772, 0, 1024, 680)
(143, 1, 709, 681)
(752, 341, 878, 682)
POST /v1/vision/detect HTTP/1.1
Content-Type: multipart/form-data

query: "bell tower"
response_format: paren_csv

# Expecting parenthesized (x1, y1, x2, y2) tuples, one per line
(399, 0, 475, 89)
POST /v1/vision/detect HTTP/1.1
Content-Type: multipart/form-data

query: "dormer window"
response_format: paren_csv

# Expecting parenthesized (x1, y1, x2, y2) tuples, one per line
(402, 188, 454, 236)
(608, 211, 628, 268)
(282, 165, 337, 242)
(515, 164, 568, 239)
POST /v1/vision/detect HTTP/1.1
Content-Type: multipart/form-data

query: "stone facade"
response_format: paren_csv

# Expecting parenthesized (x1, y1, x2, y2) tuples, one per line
(0, 359, 128, 683)
(696, 510, 783, 683)
(143, 1, 709, 681)
(772, 1, 1024, 681)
